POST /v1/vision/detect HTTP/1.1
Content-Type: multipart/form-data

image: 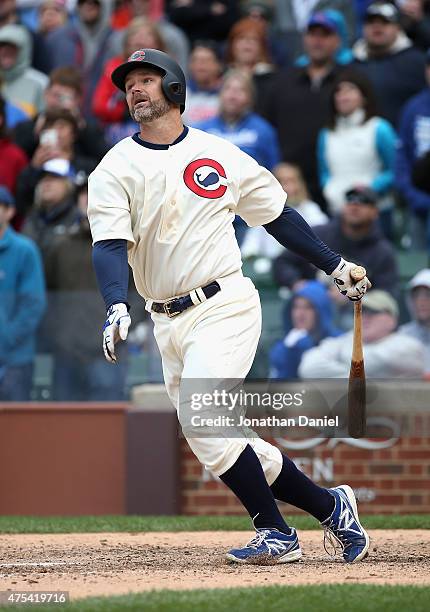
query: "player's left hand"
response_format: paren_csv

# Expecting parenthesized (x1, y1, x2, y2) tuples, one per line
(330, 258, 372, 301)
(103, 303, 131, 363)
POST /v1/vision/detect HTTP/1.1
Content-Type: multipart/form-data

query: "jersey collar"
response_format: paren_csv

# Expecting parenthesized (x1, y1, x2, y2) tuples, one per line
(132, 126, 189, 150)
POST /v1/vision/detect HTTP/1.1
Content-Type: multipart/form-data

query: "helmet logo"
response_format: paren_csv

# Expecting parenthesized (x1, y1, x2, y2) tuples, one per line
(184, 159, 228, 199)
(129, 49, 146, 62)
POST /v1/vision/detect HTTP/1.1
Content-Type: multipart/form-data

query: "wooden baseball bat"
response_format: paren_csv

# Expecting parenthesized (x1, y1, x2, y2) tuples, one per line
(348, 266, 367, 438)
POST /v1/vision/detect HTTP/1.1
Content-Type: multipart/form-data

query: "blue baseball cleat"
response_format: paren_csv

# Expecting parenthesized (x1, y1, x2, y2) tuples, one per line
(226, 527, 302, 564)
(321, 485, 370, 563)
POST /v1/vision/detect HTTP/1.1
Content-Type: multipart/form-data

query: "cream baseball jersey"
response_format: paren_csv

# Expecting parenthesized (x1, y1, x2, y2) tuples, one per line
(88, 126, 286, 301)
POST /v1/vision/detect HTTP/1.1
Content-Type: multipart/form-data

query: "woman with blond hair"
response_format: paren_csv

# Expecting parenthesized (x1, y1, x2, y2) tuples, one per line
(274, 162, 328, 227)
(240, 163, 328, 262)
(197, 68, 281, 246)
(92, 17, 166, 145)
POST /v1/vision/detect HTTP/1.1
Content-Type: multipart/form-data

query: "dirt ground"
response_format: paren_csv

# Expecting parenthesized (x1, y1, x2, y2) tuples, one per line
(0, 530, 429, 600)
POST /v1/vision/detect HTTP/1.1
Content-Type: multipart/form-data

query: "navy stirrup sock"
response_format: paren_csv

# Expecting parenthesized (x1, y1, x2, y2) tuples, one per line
(270, 454, 335, 522)
(219, 445, 291, 534)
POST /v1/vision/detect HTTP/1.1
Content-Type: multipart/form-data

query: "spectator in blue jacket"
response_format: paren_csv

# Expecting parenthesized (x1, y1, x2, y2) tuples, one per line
(396, 50, 430, 250)
(0, 185, 46, 400)
(197, 68, 281, 245)
(269, 280, 341, 380)
(197, 68, 281, 170)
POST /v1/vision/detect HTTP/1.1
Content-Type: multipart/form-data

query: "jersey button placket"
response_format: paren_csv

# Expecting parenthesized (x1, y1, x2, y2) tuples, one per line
(160, 151, 179, 240)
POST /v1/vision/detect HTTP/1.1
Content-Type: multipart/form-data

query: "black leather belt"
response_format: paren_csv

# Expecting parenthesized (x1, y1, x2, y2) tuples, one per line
(151, 281, 221, 318)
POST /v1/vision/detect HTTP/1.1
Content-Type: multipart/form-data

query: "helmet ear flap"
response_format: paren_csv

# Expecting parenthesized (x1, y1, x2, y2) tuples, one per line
(163, 81, 185, 111)
(170, 82, 184, 95)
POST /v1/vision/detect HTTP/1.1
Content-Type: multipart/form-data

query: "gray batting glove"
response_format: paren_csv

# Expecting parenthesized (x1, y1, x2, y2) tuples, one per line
(330, 258, 372, 301)
(102, 303, 131, 363)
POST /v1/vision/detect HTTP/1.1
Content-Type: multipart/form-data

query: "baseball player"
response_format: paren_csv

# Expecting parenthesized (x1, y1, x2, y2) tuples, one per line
(88, 49, 371, 565)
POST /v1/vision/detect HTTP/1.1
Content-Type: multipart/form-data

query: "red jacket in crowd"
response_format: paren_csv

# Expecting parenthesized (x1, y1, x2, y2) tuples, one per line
(92, 56, 127, 123)
(0, 138, 28, 194)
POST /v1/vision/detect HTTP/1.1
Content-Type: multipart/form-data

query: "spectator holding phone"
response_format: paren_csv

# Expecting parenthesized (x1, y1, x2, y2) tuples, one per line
(16, 108, 97, 217)
(13, 66, 108, 162)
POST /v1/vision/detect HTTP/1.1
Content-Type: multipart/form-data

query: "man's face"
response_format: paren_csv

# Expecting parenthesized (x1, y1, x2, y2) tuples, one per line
(0, 43, 18, 70)
(364, 17, 399, 51)
(362, 310, 396, 342)
(303, 26, 340, 65)
(39, 3, 67, 34)
(232, 35, 261, 66)
(44, 84, 80, 112)
(291, 297, 316, 332)
(411, 286, 430, 324)
(0, 0, 16, 22)
(220, 77, 251, 117)
(189, 47, 221, 86)
(77, 0, 101, 25)
(342, 201, 378, 229)
(125, 68, 172, 123)
(36, 174, 70, 207)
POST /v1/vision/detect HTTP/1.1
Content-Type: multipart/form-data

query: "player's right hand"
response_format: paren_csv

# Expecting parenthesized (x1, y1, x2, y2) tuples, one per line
(330, 258, 371, 301)
(102, 303, 131, 363)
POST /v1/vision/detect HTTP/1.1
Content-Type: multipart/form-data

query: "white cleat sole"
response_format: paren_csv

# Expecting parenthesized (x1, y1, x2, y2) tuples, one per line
(225, 547, 302, 564)
(338, 484, 370, 563)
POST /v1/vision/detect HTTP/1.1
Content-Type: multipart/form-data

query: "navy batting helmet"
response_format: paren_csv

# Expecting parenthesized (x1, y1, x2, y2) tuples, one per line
(111, 48, 186, 113)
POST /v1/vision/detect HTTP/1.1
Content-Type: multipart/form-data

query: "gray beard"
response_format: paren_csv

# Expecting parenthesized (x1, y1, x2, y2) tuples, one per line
(132, 98, 172, 123)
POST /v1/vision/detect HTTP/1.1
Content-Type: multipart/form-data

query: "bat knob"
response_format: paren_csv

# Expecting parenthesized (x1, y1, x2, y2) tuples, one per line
(350, 266, 367, 282)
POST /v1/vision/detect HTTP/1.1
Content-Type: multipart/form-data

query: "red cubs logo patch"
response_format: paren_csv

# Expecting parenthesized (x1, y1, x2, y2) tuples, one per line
(183, 158, 228, 199)
(129, 49, 146, 62)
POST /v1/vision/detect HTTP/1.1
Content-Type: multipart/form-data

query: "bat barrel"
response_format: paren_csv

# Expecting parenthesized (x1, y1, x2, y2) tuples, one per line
(348, 286, 366, 438)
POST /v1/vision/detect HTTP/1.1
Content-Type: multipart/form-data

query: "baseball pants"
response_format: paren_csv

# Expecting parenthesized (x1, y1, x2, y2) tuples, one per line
(150, 269, 283, 483)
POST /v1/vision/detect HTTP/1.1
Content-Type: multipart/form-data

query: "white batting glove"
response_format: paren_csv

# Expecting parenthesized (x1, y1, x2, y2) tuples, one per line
(102, 303, 131, 363)
(330, 258, 372, 301)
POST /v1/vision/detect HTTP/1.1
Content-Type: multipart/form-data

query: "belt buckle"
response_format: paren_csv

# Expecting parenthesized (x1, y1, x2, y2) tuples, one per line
(163, 299, 179, 318)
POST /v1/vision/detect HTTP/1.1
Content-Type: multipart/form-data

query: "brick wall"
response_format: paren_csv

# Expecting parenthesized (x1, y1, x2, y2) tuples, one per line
(180, 435, 430, 515)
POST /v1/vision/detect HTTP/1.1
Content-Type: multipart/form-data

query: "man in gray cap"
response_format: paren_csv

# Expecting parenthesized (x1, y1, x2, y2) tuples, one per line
(300, 289, 425, 378)
(21, 158, 78, 262)
(0, 185, 46, 400)
(400, 269, 430, 376)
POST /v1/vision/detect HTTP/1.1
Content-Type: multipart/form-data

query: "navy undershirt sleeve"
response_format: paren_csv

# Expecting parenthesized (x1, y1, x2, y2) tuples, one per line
(92, 239, 129, 310)
(263, 204, 341, 275)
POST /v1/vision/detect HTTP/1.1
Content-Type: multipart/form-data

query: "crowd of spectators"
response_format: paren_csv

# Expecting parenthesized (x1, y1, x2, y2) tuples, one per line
(1, 0, 430, 399)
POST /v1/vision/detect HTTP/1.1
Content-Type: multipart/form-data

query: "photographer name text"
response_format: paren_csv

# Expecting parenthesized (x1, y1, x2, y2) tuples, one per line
(190, 415, 339, 428)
